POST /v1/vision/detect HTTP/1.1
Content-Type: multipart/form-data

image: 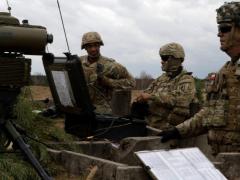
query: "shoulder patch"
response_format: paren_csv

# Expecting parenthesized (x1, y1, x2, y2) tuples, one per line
(178, 81, 195, 93)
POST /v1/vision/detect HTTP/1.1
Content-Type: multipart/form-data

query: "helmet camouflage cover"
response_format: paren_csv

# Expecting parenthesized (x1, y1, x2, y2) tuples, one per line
(81, 32, 104, 49)
(159, 42, 185, 59)
(216, 2, 240, 25)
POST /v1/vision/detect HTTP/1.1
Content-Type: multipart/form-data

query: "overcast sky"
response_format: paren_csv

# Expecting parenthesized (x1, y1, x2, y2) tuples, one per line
(2, 0, 230, 78)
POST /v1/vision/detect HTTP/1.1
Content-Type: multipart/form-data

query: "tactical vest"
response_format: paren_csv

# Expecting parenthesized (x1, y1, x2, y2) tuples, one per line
(146, 70, 197, 128)
(205, 59, 240, 146)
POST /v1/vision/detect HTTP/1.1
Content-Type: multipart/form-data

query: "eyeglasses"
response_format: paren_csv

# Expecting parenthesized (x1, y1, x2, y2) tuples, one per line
(160, 55, 171, 62)
(218, 25, 232, 33)
(85, 42, 101, 49)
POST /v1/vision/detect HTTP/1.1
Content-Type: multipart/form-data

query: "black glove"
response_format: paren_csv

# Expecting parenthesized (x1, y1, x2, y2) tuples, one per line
(131, 101, 149, 120)
(158, 127, 181, 143)
(96, 63, 104, 78)
(96, 63, 111, 87)
(96, 63, 104, 81)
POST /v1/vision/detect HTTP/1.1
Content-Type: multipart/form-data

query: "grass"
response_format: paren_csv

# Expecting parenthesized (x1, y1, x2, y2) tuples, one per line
(0, 91, 81, 179)
(194, 77, 205, 104)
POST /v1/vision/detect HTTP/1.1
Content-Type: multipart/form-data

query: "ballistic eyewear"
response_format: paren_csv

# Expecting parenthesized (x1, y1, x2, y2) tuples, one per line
(218, 24, 232, 33)
(161, 55, 171, 62)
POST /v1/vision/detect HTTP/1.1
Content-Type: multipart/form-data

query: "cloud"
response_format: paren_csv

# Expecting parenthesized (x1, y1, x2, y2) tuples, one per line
(6, 0, 228, 78)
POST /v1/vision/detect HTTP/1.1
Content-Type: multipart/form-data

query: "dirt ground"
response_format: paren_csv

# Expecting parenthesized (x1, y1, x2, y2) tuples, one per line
(29, 85, 142, 102)
(28, 86, 142, 130)
(29, 85, 53, 100)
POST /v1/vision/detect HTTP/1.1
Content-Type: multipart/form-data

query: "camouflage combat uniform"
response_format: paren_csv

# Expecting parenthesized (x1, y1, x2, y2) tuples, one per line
(177, 59, 240, 154)
(172, 2, 240, 155)
(145, 69, 197, 129)
(80, 55, 135, 114)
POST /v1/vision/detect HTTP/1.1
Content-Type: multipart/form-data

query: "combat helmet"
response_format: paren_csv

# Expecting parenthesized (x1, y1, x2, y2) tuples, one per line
(81, 31, 104, 49)
(216, 2, 240, 26)
(159, 42, 185, 60)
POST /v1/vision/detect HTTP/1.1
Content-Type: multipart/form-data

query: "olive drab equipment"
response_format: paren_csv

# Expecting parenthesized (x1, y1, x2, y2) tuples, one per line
(216, 1, 240, 26)
(0, 12, 52, 180)
(0, 12, 53, 55)
(81, 31, 104, 49)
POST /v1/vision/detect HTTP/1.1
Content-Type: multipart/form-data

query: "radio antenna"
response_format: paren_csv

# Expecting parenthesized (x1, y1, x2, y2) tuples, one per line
(56, 0, 71, 54)
(5, 0, 11, 14)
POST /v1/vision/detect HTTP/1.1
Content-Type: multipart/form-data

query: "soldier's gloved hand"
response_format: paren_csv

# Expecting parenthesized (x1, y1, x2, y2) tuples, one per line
(158, 127, 181, 143)
(131, 101, 149, 119)
(96, 63, 104, 78)
(96, 63, 111, 87)
(97, 75, 112, 87)
(96, 63, 104, 81)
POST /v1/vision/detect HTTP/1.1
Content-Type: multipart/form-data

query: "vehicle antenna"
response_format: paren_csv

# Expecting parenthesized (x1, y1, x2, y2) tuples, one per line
(56, 0, 71, 54)
(5, 0, 11, 14)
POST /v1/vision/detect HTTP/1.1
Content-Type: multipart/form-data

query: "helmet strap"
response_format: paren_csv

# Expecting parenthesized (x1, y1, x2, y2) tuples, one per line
(162, 58, 182, 73)
(166, 66, 183, 78)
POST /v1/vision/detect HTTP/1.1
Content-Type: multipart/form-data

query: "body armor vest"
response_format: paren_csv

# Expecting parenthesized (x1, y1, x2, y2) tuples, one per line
(207, 59, 240, 146)
(146, 70, 197, 129)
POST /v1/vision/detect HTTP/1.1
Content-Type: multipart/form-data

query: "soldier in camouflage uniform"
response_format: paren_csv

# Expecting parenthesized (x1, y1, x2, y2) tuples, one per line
(160, 2, 240, 155)
(80, 32, 135, 114)
(135, 42, 198, 129)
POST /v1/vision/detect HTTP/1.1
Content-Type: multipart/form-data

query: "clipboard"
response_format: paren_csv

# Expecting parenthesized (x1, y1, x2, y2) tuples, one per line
(135, 147, 227, 180)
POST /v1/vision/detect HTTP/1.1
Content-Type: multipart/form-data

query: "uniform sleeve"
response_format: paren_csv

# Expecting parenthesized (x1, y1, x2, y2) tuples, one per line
(144, 79, 157, 94)
(176, 63, 229, 137)
(149, 75, 196, 109)
(176, 107, 209, 137)
(103, 63, 136, 89)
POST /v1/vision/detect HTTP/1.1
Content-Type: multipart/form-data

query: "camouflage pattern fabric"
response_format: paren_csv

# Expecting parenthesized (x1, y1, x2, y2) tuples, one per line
(177, 58, 240, 154)
(159, 42, 185, 59)
(80, 55, 135, 114)
(81, 31, 104, 49)
(144, 70, 197, 129)
(216, 2, 240, 24)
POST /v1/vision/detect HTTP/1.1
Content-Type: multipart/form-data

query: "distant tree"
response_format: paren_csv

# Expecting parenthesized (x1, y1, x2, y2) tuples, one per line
(194, 77, 205, 104)
(31, 74, 48, 86)
(135, 71, 154, 90)
(139, 71, 153, 80)
(32, 72, 45, 76)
